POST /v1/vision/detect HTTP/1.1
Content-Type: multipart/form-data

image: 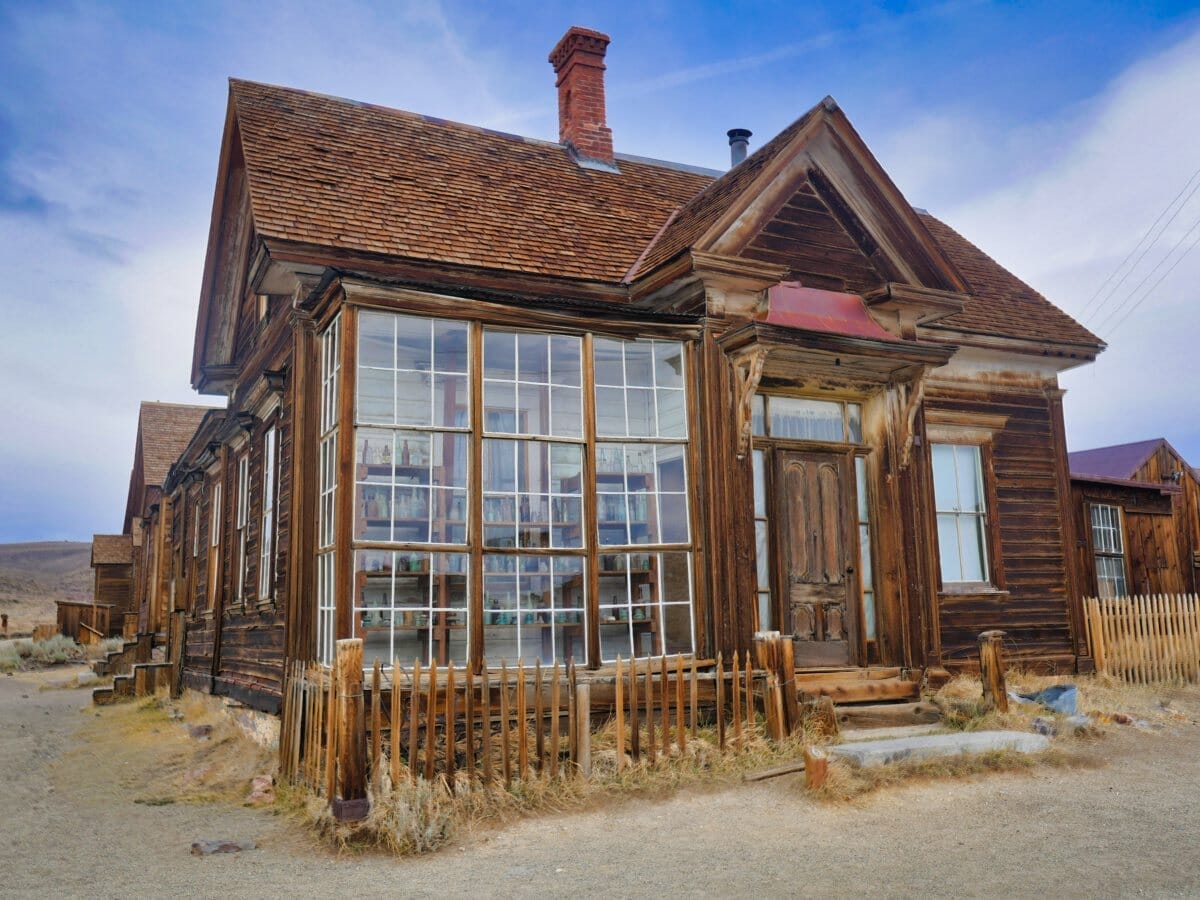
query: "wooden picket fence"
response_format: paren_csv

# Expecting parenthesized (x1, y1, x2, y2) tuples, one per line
(1084, 594, 1200, 684)
(279, 649, 785, 802)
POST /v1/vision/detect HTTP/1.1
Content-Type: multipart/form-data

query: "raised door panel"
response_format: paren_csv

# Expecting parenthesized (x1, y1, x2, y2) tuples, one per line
(779, 451, 854, 666)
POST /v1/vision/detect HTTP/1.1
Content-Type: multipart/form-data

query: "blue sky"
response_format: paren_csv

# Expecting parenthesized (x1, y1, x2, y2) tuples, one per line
(1, 0, 1199, 542)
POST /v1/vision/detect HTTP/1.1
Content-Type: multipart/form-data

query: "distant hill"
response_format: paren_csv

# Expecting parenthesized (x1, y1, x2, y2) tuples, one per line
(0, 541, 94, 633)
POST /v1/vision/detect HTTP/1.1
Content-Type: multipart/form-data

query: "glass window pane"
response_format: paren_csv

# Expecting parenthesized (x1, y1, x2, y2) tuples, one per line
(859, 524, 873, 590)
(358, 368, 394, 424)
(959, 517, 986, 582)
(848, 403, 863, 443)
(862, 591, 876, 640)
(753, 450, 767, 517)
(855, 456, 869, 522)
(755, 521, 770, 589)
(626, 387, 656, 437)
(751, 394, 765, 436)
(931, 444, 958, 511)
(937, 514, 961, 583)
(394, 316, 432, 371)
(517, 382, 549, 436)
(483, 330, 515, 380)
(518, 332, 549, 383)
(550, 385, 583, 437)
(483, 439, 516, 492)
(657, 389, 686, 438)
(757, 592, 773, 633)
(484, 380, 517, 432)
(550, 443, 583, 490)
(433, 374, 468, 428)
(659, 494, 689, 544)
(654, 445, 686, 492)
(358, 312, 394, 368)
(394, 371, 430, 425)
(549, 335, 581, 386)
(595, 386, 626, 436)
(955, 446, 983, 513)
(433, 320, 468, 373)
(624, 342, 654, 387)
(768, 397, 844, 441)
(593, 338, 624, 385)
(653, 342, 685, 389)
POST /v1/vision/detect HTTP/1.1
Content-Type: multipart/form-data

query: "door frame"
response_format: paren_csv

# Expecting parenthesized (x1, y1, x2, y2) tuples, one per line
(763, 439, 872, 666)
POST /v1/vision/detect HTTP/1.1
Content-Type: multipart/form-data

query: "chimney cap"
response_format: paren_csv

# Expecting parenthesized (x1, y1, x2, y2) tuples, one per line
(727, 128, 753, 142)
(549, 26, 612, 70)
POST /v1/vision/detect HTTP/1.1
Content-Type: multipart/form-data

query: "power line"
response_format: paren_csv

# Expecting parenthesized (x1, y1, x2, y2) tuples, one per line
(1099, 216, 1200, 337)
(1081, 165, 1200, 326)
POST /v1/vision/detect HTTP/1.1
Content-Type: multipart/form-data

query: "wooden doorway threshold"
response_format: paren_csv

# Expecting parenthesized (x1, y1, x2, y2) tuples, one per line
(794, 666, 921, 704)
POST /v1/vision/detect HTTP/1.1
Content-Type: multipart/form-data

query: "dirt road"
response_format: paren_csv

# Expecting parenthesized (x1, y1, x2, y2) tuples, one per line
(3, 668, 1200, 898)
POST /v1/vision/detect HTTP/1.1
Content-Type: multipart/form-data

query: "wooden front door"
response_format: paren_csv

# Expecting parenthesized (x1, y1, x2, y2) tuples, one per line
(777, 450, 857, 666)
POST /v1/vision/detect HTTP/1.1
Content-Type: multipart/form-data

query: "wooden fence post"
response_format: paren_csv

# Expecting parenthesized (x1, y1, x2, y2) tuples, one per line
(978, 630, 1008, 713)
(333, 638, 368, 821)
(574, 682, 591, 778)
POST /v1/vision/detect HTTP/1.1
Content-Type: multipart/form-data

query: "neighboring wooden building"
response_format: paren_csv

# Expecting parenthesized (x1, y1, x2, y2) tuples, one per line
(122, 401, 218, 635)
(162, 26, 1106, 712)
(57, 534, 135, 639)
(1069, 438, 1200, 598)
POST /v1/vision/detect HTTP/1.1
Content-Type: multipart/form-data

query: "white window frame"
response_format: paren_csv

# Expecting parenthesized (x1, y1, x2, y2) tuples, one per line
(235, 453, 250, 602)
(259, 425, 279, 601)
(207, 480, 222, 610)
(931, 442, 991, 586)
(1090, 503, 1128, 598)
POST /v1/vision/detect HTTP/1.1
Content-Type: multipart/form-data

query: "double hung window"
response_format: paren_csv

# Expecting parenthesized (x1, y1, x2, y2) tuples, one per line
(1090, 504, 1127, 598)
(932, 444, 990, 585)
(235, 454, 250, 601)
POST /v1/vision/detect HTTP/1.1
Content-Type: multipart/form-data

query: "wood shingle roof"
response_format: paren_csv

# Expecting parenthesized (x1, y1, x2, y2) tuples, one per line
(227, 79, 1100, 350)
(91, 534, 133, 566)
(136, 402, 217, 488)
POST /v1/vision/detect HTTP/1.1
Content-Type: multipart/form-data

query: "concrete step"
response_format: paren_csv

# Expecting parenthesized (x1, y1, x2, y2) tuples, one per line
(840, 723, 946, 743)
(829, 730, 1050, 768)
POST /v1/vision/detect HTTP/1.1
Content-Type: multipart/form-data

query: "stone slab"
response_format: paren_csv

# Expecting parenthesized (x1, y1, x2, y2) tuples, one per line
(829, 730, 1050, 768)
(839, 724, 946, 743)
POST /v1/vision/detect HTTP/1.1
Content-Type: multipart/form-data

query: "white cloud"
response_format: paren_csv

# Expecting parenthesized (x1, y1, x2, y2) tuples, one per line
(879, 24, 1200, 459)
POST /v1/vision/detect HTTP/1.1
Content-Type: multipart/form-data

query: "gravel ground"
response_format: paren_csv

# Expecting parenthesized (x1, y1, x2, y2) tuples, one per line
(3, 667, 1200, 899)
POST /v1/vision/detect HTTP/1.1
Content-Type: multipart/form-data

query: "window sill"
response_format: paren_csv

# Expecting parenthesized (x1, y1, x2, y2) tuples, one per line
(939, 583, 1009, 600)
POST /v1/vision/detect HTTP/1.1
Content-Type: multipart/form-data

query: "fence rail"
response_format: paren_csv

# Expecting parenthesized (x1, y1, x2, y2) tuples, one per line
(1085, 594, 1200, 684)
(280, 643, 795, 809)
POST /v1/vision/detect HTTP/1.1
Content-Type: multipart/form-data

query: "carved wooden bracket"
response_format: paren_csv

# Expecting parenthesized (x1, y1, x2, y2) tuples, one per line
(898, 366, 929, 470)
(732, 347, 768, 460)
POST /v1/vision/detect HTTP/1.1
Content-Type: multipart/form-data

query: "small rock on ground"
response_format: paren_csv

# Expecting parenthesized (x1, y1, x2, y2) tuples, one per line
(190, 840, 256, 856)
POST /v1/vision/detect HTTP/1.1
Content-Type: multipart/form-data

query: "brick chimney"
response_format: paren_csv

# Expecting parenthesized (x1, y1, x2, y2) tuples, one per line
(548, 26, 614, 165)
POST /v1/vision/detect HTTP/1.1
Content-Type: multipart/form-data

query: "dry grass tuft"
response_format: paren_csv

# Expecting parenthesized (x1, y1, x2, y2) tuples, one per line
(60, 691, 277, 807)
(297, 719, 812, 856)
(812, 747, 1094, 803)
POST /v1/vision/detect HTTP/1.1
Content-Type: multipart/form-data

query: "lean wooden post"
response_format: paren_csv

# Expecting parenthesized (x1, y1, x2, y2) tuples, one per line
(978, 630, 1008, 713)
(333, 638, 368, 821)
(574, 682, 591, 778)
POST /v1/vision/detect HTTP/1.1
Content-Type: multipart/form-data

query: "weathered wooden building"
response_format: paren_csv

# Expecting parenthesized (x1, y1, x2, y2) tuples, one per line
(58, 534, 135, 640)
(122, 401, 218, 635)
(1069, 438, 1200, 598)
(164, 26, 1105, 712)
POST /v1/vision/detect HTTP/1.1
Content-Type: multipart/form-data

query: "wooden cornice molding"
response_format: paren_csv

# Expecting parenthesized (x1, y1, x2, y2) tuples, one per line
(863, 283, 968, 339)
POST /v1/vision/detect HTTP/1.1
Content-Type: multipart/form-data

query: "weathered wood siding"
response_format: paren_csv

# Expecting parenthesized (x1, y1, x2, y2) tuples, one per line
(925, 384, 1077, 669)
(95, 564, 134, 613)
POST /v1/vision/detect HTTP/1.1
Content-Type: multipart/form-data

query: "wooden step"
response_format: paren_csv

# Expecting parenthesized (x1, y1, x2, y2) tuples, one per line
(795, 668, 920, 705)
(836, 700, 941, 730)
(92, 686, 116, 706)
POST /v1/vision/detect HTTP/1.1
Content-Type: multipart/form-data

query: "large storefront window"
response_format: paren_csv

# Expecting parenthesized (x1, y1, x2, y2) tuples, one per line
(344, 311, 695, 669)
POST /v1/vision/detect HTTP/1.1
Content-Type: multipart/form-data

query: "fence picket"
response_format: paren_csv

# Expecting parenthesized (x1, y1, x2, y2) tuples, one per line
(1084, 594, 1200, 686)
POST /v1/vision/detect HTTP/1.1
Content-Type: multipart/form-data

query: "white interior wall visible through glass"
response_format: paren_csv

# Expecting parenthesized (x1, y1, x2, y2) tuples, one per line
(341, 309, 696, 669)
